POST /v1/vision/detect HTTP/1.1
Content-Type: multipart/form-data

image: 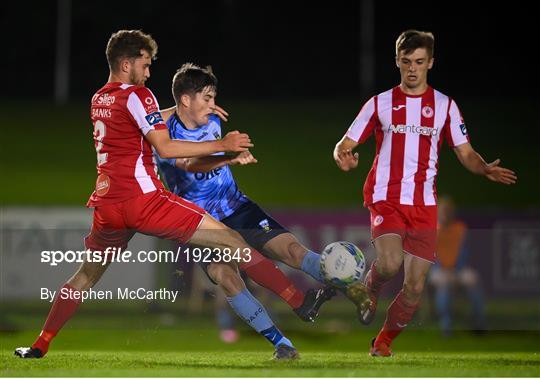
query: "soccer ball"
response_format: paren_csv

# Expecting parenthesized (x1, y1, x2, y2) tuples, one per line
(320, 241, 366, 288)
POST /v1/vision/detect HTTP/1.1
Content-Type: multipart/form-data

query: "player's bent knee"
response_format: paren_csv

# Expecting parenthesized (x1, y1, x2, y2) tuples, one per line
(403, 280, 425, 299)
(277, 241, 304, 268)
(208, 263, 244, 296)
(377, 257, 401, 278)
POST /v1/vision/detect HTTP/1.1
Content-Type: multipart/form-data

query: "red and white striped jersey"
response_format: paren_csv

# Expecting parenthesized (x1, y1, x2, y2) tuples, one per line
(346, 86, 469, 207)
(87, 82, 167, 207)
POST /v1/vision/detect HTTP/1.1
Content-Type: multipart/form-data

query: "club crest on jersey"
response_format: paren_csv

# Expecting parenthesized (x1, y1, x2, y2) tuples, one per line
(259, 219, 271, 232)
(373, 215, 384, 227)
(422, 105, 434, 118)
(460, 123, 467, 135)
(145, 111, 163, 126)
(197, 132, 209, 141)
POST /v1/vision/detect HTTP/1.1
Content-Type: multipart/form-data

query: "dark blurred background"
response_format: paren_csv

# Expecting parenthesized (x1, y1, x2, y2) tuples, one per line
(2, 0, 538, 207)
(4, 1, 538, 100)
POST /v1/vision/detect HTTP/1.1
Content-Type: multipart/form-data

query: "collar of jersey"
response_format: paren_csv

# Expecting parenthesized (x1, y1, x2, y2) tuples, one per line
(173, 112, 203, 132)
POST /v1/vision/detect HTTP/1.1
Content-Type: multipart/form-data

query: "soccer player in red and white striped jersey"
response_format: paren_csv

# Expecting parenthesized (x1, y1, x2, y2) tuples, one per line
(15, 30, 301, 360)
(334, 30, 517, 357)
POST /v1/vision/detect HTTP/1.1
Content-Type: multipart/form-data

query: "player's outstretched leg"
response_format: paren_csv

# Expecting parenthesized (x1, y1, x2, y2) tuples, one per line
(264, 233, 373, 320)
(15, 260, 110, 358)
(261, 233, 340, 319)
(371, 254, 430, 356)
(361, 235, 403, 325)
(263, 233, 326, 283)
(192, 216, 322, 322)
(294, 286, 338, 322)
(207, 262, 299, 360)
(238, 249, 309, 321)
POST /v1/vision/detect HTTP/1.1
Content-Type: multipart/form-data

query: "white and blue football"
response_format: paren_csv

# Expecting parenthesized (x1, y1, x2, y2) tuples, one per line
(320, 241, 366, 288)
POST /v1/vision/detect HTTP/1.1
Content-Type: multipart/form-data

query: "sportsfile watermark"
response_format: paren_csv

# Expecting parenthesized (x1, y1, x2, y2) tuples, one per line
(40, 247, 253, 266)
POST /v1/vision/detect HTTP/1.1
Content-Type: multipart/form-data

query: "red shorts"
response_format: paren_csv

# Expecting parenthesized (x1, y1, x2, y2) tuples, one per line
(84, 189, 205, 254)
(368, 201, 437, 263)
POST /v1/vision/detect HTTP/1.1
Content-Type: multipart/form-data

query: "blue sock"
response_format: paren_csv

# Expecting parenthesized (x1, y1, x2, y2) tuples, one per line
(301, 250, 324, 283)
(260, 326, 293, 348)
(227, 288, 293, 347)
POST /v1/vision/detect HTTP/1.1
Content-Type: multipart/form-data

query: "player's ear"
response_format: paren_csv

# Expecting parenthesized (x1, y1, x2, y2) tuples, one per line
(395, 55, 400, 68)
(120, 58, 131, 74)
(180, 94, 191, 108)
(428, 57, 434, 69)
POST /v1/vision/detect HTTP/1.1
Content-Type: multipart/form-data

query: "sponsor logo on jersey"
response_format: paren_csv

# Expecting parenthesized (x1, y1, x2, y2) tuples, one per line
(96, 174, 110, 196)
(259, 219, 271, 232)
(421, 105, 434, 118)
(141, 95, 158, 113)
(145, 111, 164, 126)
(392, 104, 406, 111)
(196, 132, 208, 141)
(194, 168, 222, 181)
(389, 124, 438, 136)
(373, 215, 384, 227)
(92, 93, 116, 106)
(459, 123, 467, 135)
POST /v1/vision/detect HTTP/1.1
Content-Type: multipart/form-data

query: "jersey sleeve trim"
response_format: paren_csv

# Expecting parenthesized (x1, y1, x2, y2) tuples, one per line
(126, 87, 167, 135)
(345, 96, 378, 143)
(445, 98, 469, 147)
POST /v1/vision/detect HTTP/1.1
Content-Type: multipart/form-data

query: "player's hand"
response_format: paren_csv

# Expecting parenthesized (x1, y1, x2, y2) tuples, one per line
(230, 151, 258, 166)
(211, 104, 229, 122)
(485, 159, 517, 185)
(221, 130, 253, 153)
(335, 148, 359, 171)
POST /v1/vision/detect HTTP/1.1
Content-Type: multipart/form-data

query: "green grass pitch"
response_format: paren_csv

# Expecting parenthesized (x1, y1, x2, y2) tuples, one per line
(2, 350, 538, 377)
(1, 308, 539, 377)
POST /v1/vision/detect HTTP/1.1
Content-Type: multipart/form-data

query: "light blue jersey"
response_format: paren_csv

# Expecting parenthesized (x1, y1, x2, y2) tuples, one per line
(155, 113, 249, 220)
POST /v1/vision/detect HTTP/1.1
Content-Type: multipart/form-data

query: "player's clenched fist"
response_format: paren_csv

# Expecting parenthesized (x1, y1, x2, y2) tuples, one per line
(221, 130, 253, 152)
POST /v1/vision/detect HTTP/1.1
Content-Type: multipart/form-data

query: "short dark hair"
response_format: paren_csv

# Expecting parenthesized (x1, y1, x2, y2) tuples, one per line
(106, 30, 158, 72)
(396, 30, 434, 58)
(172, 63, 217, 104)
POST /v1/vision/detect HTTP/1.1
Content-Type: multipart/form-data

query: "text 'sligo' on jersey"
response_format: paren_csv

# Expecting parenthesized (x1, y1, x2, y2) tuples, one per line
(87, 83, 167, 207)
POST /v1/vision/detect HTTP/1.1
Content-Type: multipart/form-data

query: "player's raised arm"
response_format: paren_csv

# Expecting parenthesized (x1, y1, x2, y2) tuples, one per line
(176, 149, 258, 172)
(334, 96, 377, 172)
(453, 142, 517, 185)
(334, 135, 359, 172)
(146, 129, 252, 159)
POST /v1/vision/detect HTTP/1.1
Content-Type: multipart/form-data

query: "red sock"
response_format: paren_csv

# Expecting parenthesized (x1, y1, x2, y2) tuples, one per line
(239, 250, 304, 309)
(375, 290, 419, 346)
(366, 260, 391, 297)
(32, 283, 82, 355)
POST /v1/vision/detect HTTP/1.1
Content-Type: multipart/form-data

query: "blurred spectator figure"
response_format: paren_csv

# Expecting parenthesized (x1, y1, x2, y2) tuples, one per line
(429, 196, 486, 336)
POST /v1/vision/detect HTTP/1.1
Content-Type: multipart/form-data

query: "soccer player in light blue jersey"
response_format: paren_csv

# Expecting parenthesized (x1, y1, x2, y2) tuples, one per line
(157, 64, 371, 331)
